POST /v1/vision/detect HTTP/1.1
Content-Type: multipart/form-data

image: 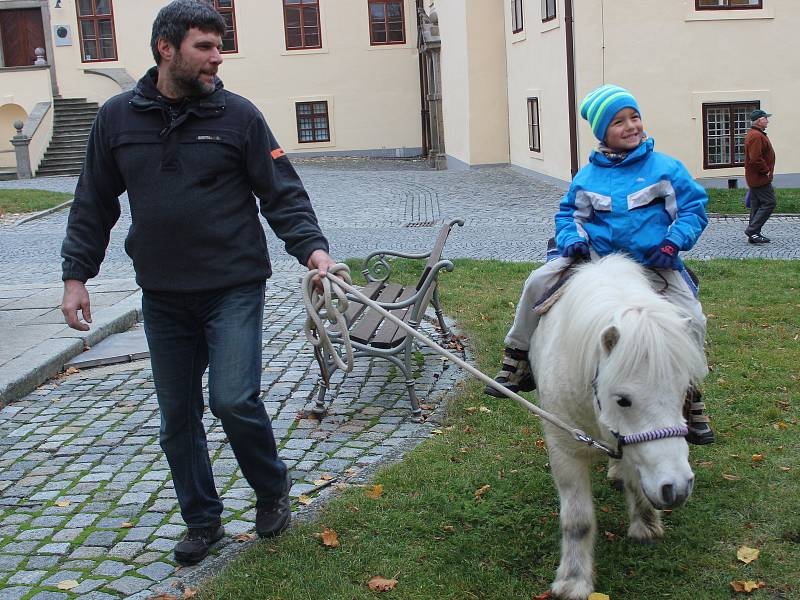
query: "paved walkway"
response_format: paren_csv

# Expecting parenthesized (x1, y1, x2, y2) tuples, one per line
(0, 159, 798, 599)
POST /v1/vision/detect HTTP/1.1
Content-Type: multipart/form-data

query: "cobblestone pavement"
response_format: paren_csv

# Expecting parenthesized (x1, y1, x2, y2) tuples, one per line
(0, 160, 798, 599)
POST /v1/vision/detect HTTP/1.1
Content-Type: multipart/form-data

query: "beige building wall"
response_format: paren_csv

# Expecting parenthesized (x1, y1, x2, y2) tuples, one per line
(43, 0, 423, 155)
(0, 67, 53, 168)
(504, 0, 571, 182)
(434, 0, 509, 167)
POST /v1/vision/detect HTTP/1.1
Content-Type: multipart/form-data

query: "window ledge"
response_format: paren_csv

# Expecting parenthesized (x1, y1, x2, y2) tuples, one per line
(541, 18, 560, 33)
(366, 43, 413, 51)
(529, 150, 545, 161)
(293, 140, 336, 149)
(511, 30, 527, 44)
(280, 48, 328, 56)
(686, 7, 773, 22)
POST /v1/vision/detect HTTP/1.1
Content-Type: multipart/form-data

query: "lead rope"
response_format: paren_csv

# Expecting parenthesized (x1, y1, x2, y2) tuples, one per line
(301, 264, 624, 458)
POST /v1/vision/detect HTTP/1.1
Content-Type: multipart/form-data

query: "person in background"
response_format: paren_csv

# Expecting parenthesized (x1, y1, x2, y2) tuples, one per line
(744, 109, 776, 245)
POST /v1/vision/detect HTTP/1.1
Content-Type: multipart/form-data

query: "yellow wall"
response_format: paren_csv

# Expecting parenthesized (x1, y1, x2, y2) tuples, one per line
(0, 67, 53, 169)
(0, 103, 26, 167)
(45, 0, 422, 155)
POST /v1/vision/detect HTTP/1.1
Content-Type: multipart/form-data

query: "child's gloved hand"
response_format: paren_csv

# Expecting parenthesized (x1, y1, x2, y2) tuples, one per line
(562, 241, 590, 259)
(645, 240, 680, 270)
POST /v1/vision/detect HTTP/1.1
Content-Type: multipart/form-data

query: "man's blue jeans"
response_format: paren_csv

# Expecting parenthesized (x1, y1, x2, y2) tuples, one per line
(142, 280, 287, 528)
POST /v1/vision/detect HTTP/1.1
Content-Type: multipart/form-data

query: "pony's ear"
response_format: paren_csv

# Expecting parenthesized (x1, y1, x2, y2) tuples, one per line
(600, 325, 620, 354)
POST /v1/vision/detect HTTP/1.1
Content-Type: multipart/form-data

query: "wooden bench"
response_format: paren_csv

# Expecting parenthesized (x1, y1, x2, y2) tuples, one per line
(311, 218, 464, 419)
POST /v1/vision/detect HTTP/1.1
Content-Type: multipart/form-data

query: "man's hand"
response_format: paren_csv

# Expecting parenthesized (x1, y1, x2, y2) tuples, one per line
(61, 279, 92, 331)
(307, 249, 339, 291)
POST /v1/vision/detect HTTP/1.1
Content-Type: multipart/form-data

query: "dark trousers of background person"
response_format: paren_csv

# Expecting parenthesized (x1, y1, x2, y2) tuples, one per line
(745, 183, 777, 237)
(142, 280, 288, 528)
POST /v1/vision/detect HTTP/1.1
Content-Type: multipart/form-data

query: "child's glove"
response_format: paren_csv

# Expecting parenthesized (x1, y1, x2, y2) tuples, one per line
(562, 241, 590, 259)
(645, 240, 680, 270)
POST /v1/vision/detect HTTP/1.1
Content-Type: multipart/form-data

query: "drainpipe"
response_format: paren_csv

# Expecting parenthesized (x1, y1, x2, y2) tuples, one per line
(564, 0, 579, 178)
(416, 0, 430, 157)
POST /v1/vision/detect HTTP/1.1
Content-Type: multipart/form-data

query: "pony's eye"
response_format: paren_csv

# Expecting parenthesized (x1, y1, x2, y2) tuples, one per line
(616, 396, 632, 408)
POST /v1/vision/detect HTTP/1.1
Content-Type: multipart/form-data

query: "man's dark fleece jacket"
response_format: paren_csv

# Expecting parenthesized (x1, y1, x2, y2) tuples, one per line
(61, 67, 329, 292)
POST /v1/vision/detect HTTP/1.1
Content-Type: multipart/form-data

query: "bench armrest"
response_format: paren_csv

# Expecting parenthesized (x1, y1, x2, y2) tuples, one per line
(355, 259, 454, 314)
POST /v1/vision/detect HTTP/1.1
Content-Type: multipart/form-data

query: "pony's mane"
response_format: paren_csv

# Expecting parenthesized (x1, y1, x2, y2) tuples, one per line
(555, 255, 708, 387)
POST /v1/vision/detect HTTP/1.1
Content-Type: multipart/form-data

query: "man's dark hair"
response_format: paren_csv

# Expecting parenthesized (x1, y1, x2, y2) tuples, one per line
(150, 0, 226, 64)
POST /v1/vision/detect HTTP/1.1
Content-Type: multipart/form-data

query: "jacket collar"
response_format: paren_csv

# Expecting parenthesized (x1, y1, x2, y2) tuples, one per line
(751, 125, 768, 136)
(129, 66, 226, 119)
(589, 137, 654, 168)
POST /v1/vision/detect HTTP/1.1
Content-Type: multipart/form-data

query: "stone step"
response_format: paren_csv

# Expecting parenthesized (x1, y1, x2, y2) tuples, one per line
(36, 164, 84, 177)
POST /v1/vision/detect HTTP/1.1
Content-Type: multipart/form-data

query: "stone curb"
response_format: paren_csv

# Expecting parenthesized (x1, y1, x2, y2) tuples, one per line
(13, 198, 74, 225)
(0, 290, 143, 407)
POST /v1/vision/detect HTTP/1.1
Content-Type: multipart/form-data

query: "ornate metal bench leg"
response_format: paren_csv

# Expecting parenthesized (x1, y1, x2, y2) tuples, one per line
(432, 288, 452, 338)
(312, 376, 329, 417)
(403, 337, 423, 421)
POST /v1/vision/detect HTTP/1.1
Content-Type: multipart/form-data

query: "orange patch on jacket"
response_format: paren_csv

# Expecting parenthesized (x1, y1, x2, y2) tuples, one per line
(271, 148, 286, 160)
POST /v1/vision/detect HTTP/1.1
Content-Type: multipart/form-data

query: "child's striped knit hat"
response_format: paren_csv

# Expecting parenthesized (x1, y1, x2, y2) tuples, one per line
(579, 84, 640, 142)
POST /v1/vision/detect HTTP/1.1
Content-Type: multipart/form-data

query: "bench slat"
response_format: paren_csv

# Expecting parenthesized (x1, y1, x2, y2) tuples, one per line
(349, 283, 404, 344)
(371, 285, 421, 348)
(330, 280, 384, 333)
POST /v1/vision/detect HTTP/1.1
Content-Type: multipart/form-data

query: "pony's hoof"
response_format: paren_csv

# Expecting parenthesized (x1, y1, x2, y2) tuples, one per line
(628, 519, 664, 542)
(551, 578, 593, 600)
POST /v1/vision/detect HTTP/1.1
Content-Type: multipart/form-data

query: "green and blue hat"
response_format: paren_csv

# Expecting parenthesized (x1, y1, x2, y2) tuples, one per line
(579, 84, 640, 142)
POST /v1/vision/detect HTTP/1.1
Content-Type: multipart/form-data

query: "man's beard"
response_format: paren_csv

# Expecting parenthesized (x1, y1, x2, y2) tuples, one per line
(169, 51, 215, 98)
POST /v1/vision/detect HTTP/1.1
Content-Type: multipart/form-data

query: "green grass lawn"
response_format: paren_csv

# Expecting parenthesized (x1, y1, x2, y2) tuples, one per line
(199, 259, 799, 600)
(706, 188, 800, 215)
(0, 189, 73, 216)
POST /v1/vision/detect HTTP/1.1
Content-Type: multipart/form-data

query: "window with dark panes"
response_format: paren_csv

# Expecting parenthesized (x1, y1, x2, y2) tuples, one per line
(76, 0, 117, 62)
(296, 101, 330, 143)
(210, 0, 238, 53)
(284, 0, 322, 50)
(542, 0, 556, 22)
(696, 0, 762, 10)
(368, 0, 405, 45)
(527, 97, 541, 152)
(702, 101, 759, 169)
(511, 0, 523, 33)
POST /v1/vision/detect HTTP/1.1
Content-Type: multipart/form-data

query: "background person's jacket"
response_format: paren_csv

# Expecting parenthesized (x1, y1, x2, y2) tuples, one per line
(555, 137, 708, 269)
(61, 67, 329, 292)
(744, 126, 775, 189)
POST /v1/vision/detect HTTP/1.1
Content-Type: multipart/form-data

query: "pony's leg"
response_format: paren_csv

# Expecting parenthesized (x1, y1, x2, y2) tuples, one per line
(621, 463, 664, 542)
(548, 440, 596, 600)
(606, 459, 624, 492)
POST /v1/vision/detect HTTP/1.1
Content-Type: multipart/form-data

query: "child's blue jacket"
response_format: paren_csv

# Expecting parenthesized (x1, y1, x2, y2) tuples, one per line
(555, 138, 708, 267)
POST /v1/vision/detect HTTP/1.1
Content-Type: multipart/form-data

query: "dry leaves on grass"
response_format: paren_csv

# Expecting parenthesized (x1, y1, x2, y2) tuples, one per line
(365, 484, 383, 499)
(532, 591, 553, 599)
(65, 367, 80, 375)
(298, 495, 313, 505)
(474, 484, 491, 501)
(183, 589, 198, 599)
(737, 546, 760, 564)
(55, 500, 71, 507)
(234, 533, 256, 542)
(730, 580, 766, 593)
(367, 576, 398, 592)
(120, 522, 134, 529)
(318, 528, 340, 548)
(588, 594, 611, 600)
(722, 473, 741, 481)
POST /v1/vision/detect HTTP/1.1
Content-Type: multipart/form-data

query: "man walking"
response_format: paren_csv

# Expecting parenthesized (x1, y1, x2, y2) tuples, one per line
(744, 108, 776, 244)
(60, 0, 336, 565)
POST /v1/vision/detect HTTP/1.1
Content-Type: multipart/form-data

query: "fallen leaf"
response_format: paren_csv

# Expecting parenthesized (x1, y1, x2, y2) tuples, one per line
(55, 500, 71, 507)
(419, 404, 433, 411)
(722, 473, 741, 481)
(780, 466, 791, 472)
(730, 580, 765, 593)
(366, 484, 383, 499)
(737, 546, 760, 564)
(65, 367, 80, 375)
(431, 429, 444, 435)
(183, 589, 198, 599)
(599, 505, 610, 513)
(474, 484, 491, 500)
(57, 580, 79, 590)
(774, 421, 789, 430)
(588, 594, 611, 600)
(604, 531, 621, 542)
(319, 473, 334, 481)
(532, 591, 553, 600)
(321, 528, 340, 548)
(697, 460, 714, 468)
(535, 439, 546, 449)
(149, 595, 178, 600)
(442, 525, 455, 533)
(479, 406, 492, 413)
(234, 533, 255, 542)
(298, 495, 313, 505)
(367, 576, 398, 591)
(120, 522, 134, 529)
(751, 454, 764, 462)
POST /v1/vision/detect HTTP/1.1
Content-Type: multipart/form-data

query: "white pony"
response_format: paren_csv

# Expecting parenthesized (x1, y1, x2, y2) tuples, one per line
(529, 254, 708, 600)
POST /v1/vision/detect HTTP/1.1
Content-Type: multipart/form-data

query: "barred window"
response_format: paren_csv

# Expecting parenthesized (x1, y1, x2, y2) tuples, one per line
(284, 0, 322, 50)
(76, 0, 117, 62)
(702, 102, 759, 168)
(542, 0, 556, 22)
(296, 101, 330, 143)
(696, 0, 762, 10)
(527, 98, 541, 152)
(511, 0, 523, 33)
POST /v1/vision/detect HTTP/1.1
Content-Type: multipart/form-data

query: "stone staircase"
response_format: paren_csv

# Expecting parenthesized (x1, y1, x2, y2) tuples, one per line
(36, 97, 99, 178)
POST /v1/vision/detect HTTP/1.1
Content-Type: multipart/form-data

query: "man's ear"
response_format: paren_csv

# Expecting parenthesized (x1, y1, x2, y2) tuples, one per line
(157, 38, 175, 63)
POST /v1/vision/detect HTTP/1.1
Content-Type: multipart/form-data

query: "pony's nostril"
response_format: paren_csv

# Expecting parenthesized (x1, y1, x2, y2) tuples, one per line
(661, 483, 675, 505)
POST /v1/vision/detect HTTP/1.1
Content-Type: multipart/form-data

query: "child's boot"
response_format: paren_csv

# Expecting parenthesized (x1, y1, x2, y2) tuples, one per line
(685, 386, 715, 445)
(485, 348, 535, 397)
